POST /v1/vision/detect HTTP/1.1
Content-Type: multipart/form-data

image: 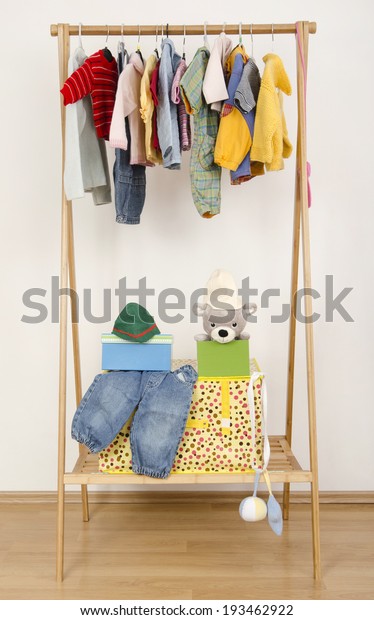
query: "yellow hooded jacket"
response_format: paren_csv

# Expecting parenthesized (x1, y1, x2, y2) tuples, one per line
(251, 53, 293, 171)
(214, 46, 251, 171)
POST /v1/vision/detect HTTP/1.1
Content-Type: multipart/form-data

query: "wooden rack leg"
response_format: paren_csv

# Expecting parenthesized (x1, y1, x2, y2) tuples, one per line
(283, 109, 302, 522)
(283, 22, 310, 522)
(56, 23, 70, 582)
(67, 202, 89, 523)
(296, 21, 321, 580)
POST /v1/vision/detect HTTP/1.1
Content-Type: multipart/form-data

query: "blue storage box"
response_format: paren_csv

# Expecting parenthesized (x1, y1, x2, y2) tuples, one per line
(101, 333, 173, 371)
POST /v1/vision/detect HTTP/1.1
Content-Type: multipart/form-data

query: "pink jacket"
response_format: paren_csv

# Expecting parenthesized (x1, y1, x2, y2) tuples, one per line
(110, 53, 151, 166)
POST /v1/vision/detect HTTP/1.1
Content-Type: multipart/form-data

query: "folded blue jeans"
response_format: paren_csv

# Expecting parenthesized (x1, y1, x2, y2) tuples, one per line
(71, 365, 197, 479)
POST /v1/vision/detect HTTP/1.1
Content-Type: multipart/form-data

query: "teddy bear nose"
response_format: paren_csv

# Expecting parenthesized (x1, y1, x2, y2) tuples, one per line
(218, 329, 228, 338)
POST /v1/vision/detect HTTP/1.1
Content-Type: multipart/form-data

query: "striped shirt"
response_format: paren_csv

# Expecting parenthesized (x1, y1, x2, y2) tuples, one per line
(60, 49, 118, 140)
(171, 59, 191, 152)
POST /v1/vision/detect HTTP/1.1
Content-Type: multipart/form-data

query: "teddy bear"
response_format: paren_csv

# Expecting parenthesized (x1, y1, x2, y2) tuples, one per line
(193, 269, 257, 344)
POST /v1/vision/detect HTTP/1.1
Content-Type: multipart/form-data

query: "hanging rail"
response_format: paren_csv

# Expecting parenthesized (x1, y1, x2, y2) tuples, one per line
(51, 22, 317, 37)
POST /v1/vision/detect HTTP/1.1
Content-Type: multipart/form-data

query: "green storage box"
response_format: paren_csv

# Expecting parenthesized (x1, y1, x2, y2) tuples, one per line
(197, 340, 250, 377)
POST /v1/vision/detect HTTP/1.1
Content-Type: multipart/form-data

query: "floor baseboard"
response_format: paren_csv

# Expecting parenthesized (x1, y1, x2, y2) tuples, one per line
(0, 490, 373, 504)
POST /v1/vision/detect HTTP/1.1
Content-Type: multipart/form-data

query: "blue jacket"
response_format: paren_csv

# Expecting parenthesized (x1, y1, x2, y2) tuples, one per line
(157, 38, 182, 169)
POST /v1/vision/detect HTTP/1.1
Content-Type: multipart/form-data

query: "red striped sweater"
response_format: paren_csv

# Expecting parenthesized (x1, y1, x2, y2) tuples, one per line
(60, 49, 118, 140)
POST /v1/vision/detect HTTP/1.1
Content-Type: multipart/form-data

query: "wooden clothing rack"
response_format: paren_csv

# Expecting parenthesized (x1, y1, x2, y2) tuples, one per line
(51, 21, 319, 582)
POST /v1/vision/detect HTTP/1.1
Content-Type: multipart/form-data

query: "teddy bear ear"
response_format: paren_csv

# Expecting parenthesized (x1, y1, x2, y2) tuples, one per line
(242, 302, 257, 319)
(192, 302, 208, 317)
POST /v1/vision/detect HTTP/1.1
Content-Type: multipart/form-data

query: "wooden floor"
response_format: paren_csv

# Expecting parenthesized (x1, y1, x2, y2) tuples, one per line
(0, 501, 373, 600)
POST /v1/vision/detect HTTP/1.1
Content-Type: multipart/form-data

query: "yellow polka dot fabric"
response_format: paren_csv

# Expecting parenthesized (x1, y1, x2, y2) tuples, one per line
(99, 361, 263, 475)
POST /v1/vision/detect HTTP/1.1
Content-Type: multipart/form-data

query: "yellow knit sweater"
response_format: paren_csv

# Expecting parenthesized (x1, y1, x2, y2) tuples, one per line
(251, 53, 293, 171)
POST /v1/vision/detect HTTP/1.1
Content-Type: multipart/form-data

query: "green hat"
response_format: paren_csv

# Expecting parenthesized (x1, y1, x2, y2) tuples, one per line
(112, 303, 160, 343)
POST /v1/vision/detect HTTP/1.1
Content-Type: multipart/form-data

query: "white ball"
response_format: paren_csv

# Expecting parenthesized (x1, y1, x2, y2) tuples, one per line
(239, 496, 267, 522)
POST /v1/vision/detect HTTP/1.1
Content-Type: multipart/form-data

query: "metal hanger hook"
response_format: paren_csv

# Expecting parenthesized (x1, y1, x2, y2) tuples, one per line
(121, 23, 124, 45)
(239, 21, 242, 44)
(137, 24, 141, 49)
(250, 23, 254, 57)
(272, 23, 275, 51)
(222, 21, 226, 33)
(182, 24, 186, 59)
(105, 25, 109, 44)
(166, 23, 169, 38)
(155, 24, 158, 46)
(78, 22, 83, 47)
(203, 21, 208, 45)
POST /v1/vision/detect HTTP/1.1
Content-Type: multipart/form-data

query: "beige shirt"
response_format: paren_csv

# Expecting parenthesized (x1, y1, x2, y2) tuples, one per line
(202, 33, 233, 112)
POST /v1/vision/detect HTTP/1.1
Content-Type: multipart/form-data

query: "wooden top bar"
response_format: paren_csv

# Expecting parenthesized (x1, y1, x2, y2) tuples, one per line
(51, 22, 317, 37)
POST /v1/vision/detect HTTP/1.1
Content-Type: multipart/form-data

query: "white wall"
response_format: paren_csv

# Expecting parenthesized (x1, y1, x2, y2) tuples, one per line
(1, 0, 373, 492)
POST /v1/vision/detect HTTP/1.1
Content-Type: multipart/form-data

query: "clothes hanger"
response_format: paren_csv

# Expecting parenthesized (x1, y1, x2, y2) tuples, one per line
(231, 20, 243, 53)
(159, 24, 165, 55)
(250, 23, 254, 59)
(154, 25, 160, 58)
(182, 25, 186, 60)
(203, 21, 210, 50)
(102, 25, 113, 61)
(238, 21, 243, 47)
(78, 22, 83, 49)
(271, 23, 275, 52)
(118, 22, 125, 50)
(136, 25, 144, 63)
(117, 23, 127, 69)
(117, 23, 124, 54)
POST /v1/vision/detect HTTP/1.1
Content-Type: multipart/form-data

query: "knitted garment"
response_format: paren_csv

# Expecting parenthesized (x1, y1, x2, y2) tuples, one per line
(64, 46, 112, 204)
(234, 57, 261, 115)
(171, 59, 191, 152)
(60, 49, 118, 140)
(251, 53, 293, 171)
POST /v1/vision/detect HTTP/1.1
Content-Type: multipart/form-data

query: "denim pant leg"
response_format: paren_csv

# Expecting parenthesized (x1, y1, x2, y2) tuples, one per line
(130, 365, 197, 478)
(113, 120, 146, 225)
(71, 371, 143, 453)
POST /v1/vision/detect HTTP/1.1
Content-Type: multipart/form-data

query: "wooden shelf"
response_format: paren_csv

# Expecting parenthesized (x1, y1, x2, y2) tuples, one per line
(65, 435, 312, 485)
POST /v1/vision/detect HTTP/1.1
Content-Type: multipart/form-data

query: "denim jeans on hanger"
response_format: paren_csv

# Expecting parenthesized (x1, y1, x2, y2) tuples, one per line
(113, 44, 146, 225)
(71, 365, 197, 479)
(113, 130, 146, 224)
